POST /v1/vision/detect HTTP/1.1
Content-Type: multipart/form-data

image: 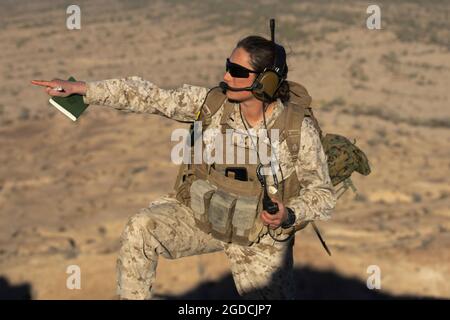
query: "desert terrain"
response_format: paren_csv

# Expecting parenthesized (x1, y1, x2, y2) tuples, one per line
(0, 0, 449, 299)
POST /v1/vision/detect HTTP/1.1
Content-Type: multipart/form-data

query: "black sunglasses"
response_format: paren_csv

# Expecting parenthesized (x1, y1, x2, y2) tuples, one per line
(226, 58, 260, 78)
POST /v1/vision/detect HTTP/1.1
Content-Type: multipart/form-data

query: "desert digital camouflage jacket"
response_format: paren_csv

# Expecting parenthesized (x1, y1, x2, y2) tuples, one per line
(83, 76, 337, 225)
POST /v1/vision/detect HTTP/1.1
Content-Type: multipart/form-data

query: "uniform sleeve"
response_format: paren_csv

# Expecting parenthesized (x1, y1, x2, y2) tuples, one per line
(286, 117, 337, 223)
(82, 76, 209, 122)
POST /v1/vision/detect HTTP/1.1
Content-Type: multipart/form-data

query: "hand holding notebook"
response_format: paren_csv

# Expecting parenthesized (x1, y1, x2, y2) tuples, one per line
(31, 76, 89, 121)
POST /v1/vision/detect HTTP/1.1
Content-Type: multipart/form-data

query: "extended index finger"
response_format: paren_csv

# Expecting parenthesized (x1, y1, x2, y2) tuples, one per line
(31, 80, 55, 87)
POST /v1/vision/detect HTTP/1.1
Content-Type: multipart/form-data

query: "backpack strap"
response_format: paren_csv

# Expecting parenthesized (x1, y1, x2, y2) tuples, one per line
(280, 81, 323, 162)
(272, 80, 312, 163)
(304, 107, 323, 140)
(282, 101, 305, 163)
(197, 87, 228, 126)
(220, 101, 236, 133)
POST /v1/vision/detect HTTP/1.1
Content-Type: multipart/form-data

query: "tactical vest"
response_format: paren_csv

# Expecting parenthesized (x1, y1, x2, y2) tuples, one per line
(173, 81, 321, 246)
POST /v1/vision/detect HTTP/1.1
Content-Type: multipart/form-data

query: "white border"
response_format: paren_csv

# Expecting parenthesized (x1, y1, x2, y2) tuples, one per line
(49, 98, 77, 121)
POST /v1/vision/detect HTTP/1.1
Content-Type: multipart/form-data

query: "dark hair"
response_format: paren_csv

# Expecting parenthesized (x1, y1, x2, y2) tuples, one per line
(236, 35, 290, 103)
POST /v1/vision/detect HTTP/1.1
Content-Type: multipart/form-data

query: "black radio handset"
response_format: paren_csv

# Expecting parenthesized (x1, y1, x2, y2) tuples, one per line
(257, 164, 279, 215)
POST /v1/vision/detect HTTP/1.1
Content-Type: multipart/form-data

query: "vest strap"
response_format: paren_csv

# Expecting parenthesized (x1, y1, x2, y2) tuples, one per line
(200, 88, 227, 126)
(284, 101, 304, 163)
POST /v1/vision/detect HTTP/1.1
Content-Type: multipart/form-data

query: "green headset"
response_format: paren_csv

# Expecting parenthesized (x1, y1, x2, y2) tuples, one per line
(251, 19, 288, 102)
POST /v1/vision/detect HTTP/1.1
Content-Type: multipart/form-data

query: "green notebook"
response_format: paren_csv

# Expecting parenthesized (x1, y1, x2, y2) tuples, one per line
(49, 76, 89, 121)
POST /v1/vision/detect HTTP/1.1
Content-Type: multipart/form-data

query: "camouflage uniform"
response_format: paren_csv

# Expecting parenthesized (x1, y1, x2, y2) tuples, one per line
(83, 76, 336, 300)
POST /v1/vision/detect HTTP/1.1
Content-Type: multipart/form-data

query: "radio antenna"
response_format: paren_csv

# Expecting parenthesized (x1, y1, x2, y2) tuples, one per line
(270, 18, 275, 42)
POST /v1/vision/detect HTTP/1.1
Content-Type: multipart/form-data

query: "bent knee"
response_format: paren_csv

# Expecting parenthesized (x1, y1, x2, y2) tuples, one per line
(121, 212, 156, 240)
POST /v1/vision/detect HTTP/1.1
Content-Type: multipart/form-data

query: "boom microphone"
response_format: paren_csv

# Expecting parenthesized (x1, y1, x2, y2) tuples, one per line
(219, 81, 261, 93)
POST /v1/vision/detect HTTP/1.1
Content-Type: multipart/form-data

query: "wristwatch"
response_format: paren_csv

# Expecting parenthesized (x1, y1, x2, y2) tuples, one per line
(281, 207, 296, 228)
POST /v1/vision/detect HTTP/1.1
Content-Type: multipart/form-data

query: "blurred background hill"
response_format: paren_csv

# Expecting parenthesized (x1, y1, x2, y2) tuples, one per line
(0, 0, 449, 299)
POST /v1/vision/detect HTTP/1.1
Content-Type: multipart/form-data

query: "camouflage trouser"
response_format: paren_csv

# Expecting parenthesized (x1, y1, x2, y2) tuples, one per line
(116, 195, 295, 300)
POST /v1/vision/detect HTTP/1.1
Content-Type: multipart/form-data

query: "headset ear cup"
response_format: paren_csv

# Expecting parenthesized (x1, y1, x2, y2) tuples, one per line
(251, 73, 264, 100)
(253, 71, 280, 101)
